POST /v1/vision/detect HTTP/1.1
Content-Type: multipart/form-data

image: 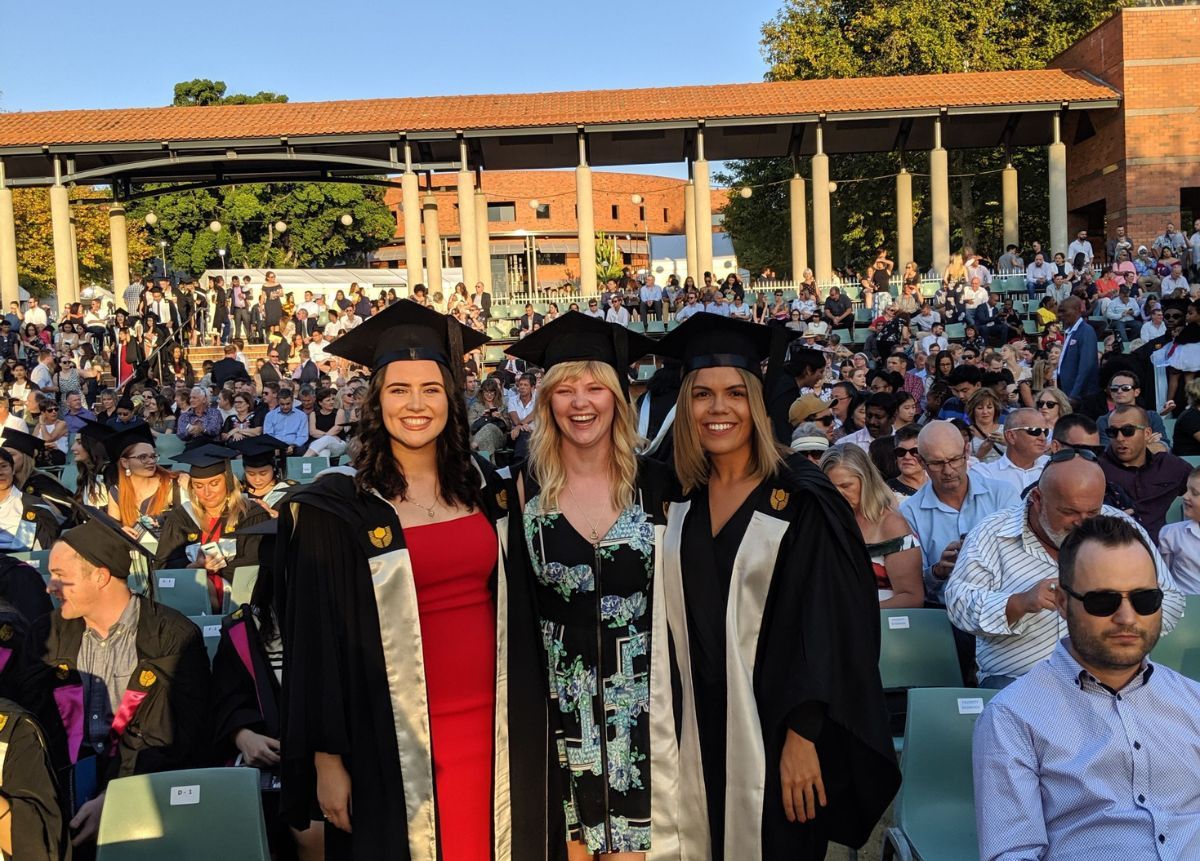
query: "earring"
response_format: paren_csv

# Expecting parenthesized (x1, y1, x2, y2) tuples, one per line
(125, 467, 132, 477)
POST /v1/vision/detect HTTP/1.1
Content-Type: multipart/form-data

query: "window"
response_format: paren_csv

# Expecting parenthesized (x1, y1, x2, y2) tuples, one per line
(487, 202, 516, 222)
(712, 213, 725, 226)
(611, 204, 620, 219)
(536, 252, 566, 265)
(663, 207, 669, 222)
(535, 203, 551, 220)
(638, 206, 646, 221)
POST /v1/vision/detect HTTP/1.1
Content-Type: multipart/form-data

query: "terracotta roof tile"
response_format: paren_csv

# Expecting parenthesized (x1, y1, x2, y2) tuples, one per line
(0, 70, 1116, 148)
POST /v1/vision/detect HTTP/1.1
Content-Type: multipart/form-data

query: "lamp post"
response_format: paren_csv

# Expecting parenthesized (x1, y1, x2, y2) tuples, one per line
(631, 194, 649, 276)
(218, 247, 226, 275)
(159, 240, 168, 279)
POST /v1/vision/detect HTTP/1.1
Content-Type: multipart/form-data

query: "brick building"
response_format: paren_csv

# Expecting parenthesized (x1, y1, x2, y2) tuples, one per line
(1053, 4, 1200, 251)
(371, 170, 729, 292)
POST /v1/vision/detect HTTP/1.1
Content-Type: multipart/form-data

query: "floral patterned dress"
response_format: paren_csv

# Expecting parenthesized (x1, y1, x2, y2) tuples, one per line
(524, 488, 656, 854)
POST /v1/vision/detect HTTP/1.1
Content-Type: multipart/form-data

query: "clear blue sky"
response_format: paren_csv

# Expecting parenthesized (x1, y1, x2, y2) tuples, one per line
(1, 0, 779, 179)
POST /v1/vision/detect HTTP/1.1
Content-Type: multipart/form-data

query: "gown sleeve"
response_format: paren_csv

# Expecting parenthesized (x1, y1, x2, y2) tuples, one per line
(3, 709, 70, 861)
(210, 619, 268, 761)
(153, 508, 193, 570)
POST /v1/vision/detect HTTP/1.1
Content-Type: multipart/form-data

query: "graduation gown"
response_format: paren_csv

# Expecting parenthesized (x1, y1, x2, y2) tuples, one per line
(211, 605, 280, 763)
(155, 501, 270, 574)
(17, 596, 211, 804)
(0, 600, 30, 702)
(0, 556, 51, 628)
(662, 455, 900, 859)
(277, 461, 559, 861)
(8, 489, 62, 551)
(0, 699, 70, 861)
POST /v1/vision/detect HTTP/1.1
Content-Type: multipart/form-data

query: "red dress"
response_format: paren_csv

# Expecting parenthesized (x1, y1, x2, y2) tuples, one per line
(405, 512, 498, 861)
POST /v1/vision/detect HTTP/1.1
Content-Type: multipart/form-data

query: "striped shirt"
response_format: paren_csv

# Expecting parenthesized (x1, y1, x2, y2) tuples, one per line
(946, 503, 1184, 683)
(974, 641, 1200, 861)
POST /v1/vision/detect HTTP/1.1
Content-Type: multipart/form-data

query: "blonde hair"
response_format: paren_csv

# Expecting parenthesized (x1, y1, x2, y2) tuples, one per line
(184, 465, 251, 526)
(818, 443, 895, 523)
(673, 367, 785, 495)
(1036, 386, 1072, 416)
(528, 360, 640, 512)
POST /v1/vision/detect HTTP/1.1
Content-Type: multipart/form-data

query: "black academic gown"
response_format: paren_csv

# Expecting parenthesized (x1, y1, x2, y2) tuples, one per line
(14, 484, 65, 547)
(155, 502, 270, 574)
(663, 455, 900, 859)
(0, 555, 51, 627)
(0, 599, 31, 702)
(277, 461, 559, 861)
(211, 605, 280, 762)
(0, 699, 71, 861)
(17, 596, 211, 808)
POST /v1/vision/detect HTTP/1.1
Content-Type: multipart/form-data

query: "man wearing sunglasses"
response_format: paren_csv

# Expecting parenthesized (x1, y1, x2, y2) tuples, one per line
(1100, 404, 1191, 540)
(1095, 369, 1170, 447)
(971, 408, 1050, 494)
(973, 516, 1200, 861)
(947, 451, 1181, 690)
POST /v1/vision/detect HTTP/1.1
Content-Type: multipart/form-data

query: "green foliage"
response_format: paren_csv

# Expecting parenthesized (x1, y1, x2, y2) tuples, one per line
(137, 81, 391, 275)
(719, 0, 1123, 275)
(595, 231, 624, 282)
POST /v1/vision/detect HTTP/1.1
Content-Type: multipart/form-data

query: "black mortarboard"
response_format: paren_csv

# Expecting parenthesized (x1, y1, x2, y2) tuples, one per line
(116, 396, 135, 412)
(229, 434, 288, 468)
(505, 312, 657, 393)
(1, 428, 44, 458)
(172, 443, 239, 479)
(78, 419, 115, 445)
(653, 313, 776, 377)
(324, 299, 488, 381)
(102, 424, 155, 463)
(232, 518, 280, 537)
(58, 506, 155, 579)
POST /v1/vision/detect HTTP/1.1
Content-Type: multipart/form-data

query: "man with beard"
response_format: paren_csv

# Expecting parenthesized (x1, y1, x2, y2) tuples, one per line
(973, 515, 1200, 859)
(946, 450, 1183, 689)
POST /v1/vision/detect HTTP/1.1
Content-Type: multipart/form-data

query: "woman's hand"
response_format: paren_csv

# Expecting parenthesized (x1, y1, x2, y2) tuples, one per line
(315, 752, 353, 833)
(235, 729, 281, 767)
(780, 730, 826, 824)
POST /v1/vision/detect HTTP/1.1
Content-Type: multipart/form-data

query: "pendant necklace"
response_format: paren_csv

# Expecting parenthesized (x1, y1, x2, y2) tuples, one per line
(565, 483, 602, 544)
(402, 491, 438, 519)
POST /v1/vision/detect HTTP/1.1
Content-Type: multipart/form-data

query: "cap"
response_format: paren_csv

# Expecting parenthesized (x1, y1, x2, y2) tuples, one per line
(505, 312, 657, 394)
(228, 435, 288, 468)
(102, 424, 155, 463)
(790, 426, 831, 454)
(653, 312, 775, 376)
(325, 299, 488, 376)
(788, 394, 832, 426)
(78, 419, 115, 446)
(1, 428, 44, 458)
(171, 443, 239, 478)
(232, 518, 280, 538)
(58, 506, 155, 579)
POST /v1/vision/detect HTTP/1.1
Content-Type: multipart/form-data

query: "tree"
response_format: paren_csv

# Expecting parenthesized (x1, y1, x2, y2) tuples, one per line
(12, 188, 153, 297)
(719, 0, 1122, 276)
(595, 231, 624, 282)
(130, 81, 393, 275)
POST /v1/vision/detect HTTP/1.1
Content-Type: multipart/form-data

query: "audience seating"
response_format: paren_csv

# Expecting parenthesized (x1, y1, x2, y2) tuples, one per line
(155, 434, 186, 462)
(95, 767, 269, 860)
(883, 687, 998, 861)
(1182, 455, 1200, 469)
(286, 456, 329, 483)
(1166, 496, 1185, 525)
(11, 549, 51, 570)
(879, 608, 964, 748)
(1152, 594, 1200, 682)
(152, 569, 212, 617)
(230, 565, 259, 608)
(944, 323, 966, 340)
(188, 615, 223, 661)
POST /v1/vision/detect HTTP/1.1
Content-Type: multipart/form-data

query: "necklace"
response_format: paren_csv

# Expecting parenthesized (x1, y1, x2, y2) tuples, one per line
(403, 492, 438, 519)
(565, 483, 603, 544)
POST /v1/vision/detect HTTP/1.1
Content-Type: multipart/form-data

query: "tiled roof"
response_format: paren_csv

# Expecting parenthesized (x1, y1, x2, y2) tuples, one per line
(0, 70, 1116, 148)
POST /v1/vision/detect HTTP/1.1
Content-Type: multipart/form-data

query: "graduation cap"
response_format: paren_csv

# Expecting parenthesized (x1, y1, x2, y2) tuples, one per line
(324, 299, 488, 385)
(505, 312, 657, 395)
(653, 312, 779, 378)
(57, 505, 155, 579)
(78, 419, 115, 445)
(102, 423, 155, 463)
(232, 518, 279, 538)
(1, 428, 44, 458)
(229, 434, 288, 468)
(171, 443, 239, 479)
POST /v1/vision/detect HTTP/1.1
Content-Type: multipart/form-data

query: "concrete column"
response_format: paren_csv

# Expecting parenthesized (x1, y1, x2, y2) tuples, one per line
(474, 187, 492, 292)
(1001, 163, 1019, 255)
(811, 124, 832, 282)
(422, 193, 442, 296)
(0, 161, 19, 309)
(68, 213, 80, 294)
(1048, 114, 1068, 257)
(401, 150, 423, 290)
(683, 179, 698, 281)
(49, 183, 76, 307)
(456, 158, 478, 287)
(576, 134, 597, 294)
(693, 129, 714, 279)
(929, 117, 950, 275)
(896, 167, 914, 268)
(109, 205, 129, 292)
(789, 173, 808, 279)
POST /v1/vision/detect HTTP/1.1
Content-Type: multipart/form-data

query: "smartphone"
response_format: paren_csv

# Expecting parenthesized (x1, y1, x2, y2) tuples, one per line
(200, 541, 228, 570)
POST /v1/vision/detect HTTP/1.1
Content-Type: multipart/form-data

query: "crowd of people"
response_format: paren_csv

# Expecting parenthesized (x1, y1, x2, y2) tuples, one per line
(0, 222, 1199, 861)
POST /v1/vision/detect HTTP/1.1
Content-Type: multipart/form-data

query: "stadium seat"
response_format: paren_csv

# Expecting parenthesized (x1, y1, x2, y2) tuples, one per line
(831, 328, 852, 345)
(646, 320, 666, 335)
(944, 323, 966, 340)
(1022, 319, 1040, 336)
(1162, 417, 1176, 442)
(666, 319, 682, 331)
(879, 609, 963, 690)
(152, 569, 211, 617)
(484, 345, 507, 365)
(855, 307, 875, 325)
(1184, 456, 1200, 469)
(230, 459, 245, 480)
(155, 434, 186, 462)
(230, 565, 259, 609)
(60, 461, 79, 493)
(1152, 595, 1200, 682)
(883, 687, 998, 861)
(287, 456, 329, 483)
(96, 767, 269, 860)
(10, 549, 51, 570)
(188, 615, 223, 662)
(626, 321, 647, 334)
(842, 285, 862, 301)
(1166, 496, 1185, 525)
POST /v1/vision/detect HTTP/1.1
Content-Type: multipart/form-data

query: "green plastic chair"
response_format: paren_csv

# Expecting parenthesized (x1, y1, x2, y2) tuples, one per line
(155, 434, 186, 462)
(9, 549, 51, 570)
(883, 687, 997, 861)
(153, 569, 211, 617)
(60, 461, 79, 493)
(286, 456, 329, 483)
(626, 321, 647, 334)
(831, 328, 852, 345)
(646, 320, 666, 335)
(1152, 594, 1200, 682)
(1184, 456, 1200, 469)
(855, 307, 875, 324)
(188, 615, 223, 662)
(945, 323, 966, 340)
(96, 767, 269, 860)
(1023, 319, 1040, 336)
(1166, 496, 1185, 525)
(230, 565, 259, 609)
(879, 609, 963, 690)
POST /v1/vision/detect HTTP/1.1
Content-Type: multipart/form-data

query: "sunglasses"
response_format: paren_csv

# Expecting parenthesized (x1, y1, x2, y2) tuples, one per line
(1108, 384, 1136, 393)
(1011, 427, 1049, 438)
(1111, 424, 1148, 438)
(1035, 400, 1060, 409)
(894, 445, 919, 459)
(1059, 585, 1163, 617)
(1049, 447, 1098, 464)
(811, 415, 835, 426)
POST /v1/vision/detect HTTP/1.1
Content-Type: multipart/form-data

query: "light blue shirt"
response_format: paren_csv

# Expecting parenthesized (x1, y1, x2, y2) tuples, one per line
(703, 301, 731, 317)
(264, 406, 309, 449)
(974, 640, 1200, 861)
(900, 474, 1021, 604)
(1158, 520, 1200, 594)
(639, 284, 662, 303)
(674, 303, 702, 322)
